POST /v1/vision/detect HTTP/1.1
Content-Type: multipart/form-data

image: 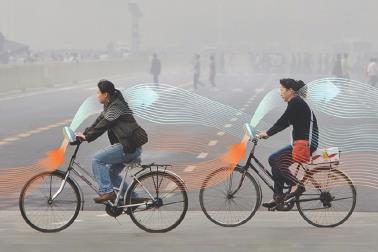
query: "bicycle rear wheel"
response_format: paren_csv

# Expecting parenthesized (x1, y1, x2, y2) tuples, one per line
(19, 171, 81, 232)
(126, 170, 188, 233)
(199, 166, 261, 227)
(297, 167, 356, 228)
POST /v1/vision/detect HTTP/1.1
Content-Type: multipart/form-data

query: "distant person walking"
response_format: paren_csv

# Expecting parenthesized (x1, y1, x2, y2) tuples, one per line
(341, 53, 350, 79)
(366, 58, 378, 87)
(193, 54, 204, 89)
(332, 54, 343, 78)
(209, 55, 216, 87)
(150, 53, 161, 85)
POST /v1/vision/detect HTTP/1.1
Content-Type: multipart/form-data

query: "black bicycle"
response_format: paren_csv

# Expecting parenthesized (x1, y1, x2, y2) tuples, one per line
(19, 126, 188, 233)
(199, 123, 356, 228)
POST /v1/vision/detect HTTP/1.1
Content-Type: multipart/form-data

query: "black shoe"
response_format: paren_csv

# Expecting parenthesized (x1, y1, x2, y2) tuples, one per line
(262, 194, 285, 209)
(262, 199, 277, 208)
(285, 185, 306, 200)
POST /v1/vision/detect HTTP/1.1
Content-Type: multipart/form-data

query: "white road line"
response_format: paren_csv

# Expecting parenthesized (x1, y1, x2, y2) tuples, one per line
(224, 124, 232, 128)
(230, 117, 238, 122)
(232, 88, 243, 92)
(184, 165, 196, 172)
(217, 131, 225, 136)
(240, 108, 246, 111)
(255, 88, 264, 93)
(165, 182, 177, 191)
(27, 129, 42, 134)
(37, 126, 52, 131)
(208, 140, 218, 146)
(2, 137, 19, 142)
(236, 112, 242, 116)
(0, 118, 73, 145)
(74, 219, 83, 222)
(96, 214, 109, 217)
(17, 133, 32, 138)
(52, 221, 68, 225)
(196, 152, 208, 159)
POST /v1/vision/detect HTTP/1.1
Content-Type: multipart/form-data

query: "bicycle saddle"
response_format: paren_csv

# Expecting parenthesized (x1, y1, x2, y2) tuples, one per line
(123, 157, 141, 166)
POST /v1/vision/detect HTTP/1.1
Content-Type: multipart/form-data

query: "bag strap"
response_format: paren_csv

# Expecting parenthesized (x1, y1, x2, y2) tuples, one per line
(309, 110, 314, 147)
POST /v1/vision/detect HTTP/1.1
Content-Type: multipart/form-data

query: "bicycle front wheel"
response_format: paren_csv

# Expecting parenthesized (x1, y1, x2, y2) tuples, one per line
(19, 171, 81, 232)
(126, 170, 188, 233)
(199, 166, 261, 227)
(297, 167, 356, 228)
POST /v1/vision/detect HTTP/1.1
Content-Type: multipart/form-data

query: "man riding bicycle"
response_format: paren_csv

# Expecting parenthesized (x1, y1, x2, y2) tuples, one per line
(75, 79, 148, 203)
(257, 78, 319, 209)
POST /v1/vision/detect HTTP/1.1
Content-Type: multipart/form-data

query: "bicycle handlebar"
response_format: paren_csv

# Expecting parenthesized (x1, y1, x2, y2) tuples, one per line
(69, 136, 85, 146)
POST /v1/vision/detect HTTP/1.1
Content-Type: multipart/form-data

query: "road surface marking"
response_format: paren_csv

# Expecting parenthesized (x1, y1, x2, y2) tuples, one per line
(0, 118, 72, 146)
(184, 165, 196, 172)
(165, 182, 177, 191)
(196, 152, 208, 159)
(96, 214, 109, 217)
(208, 140, 218, 146)
(2, 137, 20, 142)
(224, 124, 232, 128)
(217, 131, 225, 136)
(230, 117, 238, 122)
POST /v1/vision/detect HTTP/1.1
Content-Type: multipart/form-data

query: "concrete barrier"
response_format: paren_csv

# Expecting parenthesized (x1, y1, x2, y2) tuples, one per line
(0, 56, 149, 92)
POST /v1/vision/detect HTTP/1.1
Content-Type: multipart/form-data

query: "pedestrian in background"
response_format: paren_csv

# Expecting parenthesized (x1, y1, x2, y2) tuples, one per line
(150, 53, 161, 86)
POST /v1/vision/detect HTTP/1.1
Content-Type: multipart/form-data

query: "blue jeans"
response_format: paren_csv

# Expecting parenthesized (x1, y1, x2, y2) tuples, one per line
(92, 143, 142, 196)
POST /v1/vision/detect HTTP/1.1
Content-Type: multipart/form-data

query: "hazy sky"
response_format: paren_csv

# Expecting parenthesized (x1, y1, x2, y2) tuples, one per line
(0, 0, 377, 50)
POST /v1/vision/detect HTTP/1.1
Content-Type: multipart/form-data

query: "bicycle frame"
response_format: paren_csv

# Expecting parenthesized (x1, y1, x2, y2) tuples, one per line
(235, 138, 305, 195)
(51, 142, 163, 210)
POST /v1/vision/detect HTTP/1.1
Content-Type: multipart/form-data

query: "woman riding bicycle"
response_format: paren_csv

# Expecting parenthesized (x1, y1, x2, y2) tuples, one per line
(257, 78, 319, 209)
(75, 79, 147, 204)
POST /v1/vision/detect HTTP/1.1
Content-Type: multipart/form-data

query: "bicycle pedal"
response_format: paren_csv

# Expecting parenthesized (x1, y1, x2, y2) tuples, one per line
(284, 197, 295, 204)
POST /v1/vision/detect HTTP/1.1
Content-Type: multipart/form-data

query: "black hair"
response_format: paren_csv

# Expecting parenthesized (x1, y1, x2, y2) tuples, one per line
(97, 79, 125, 101)
(280, 78, 307, 98)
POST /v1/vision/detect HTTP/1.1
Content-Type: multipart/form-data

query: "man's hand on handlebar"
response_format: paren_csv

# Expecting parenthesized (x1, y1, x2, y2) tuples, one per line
(256, 130, 269, 139)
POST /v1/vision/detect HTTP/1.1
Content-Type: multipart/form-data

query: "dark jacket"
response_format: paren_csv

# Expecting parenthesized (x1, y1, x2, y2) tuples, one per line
(267, 95, 319, 152)
(83, 91, 141, 154)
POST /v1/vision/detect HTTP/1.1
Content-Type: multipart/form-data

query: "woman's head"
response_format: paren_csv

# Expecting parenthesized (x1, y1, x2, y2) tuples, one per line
(279, 78, 306, 102)
(97, 79, 116, 104)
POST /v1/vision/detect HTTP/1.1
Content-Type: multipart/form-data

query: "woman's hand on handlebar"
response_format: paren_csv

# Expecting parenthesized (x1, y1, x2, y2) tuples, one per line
(256, 130, 269, 139)
(75, 132, 86, 141)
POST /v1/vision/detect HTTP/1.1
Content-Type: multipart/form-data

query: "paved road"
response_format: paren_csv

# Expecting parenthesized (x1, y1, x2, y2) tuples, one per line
(1, 211, 378, 252)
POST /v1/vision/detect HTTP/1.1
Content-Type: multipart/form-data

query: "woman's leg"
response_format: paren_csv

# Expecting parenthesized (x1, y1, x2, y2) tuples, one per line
(268, 145, 294, 197)
(92, 144, 129, 194)
(109, 147, 142, 198)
